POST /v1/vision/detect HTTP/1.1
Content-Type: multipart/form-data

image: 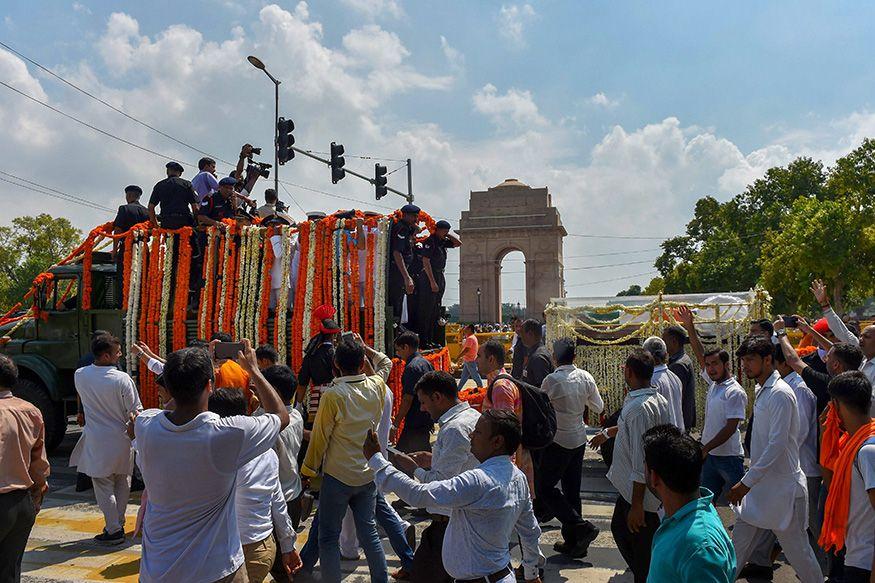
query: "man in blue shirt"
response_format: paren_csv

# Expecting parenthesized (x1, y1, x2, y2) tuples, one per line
(644, 424, 735, 582)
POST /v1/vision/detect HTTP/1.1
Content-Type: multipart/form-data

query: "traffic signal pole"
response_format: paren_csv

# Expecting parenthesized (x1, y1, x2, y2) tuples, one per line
(274, 79, 279, 197)
(288, 145, 414, 202)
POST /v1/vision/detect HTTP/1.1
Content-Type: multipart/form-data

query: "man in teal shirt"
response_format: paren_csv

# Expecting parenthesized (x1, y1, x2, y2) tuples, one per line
(644, 424, 736, 582)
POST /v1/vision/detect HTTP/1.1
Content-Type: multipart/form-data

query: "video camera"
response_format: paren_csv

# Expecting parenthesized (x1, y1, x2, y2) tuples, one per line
(236, 145, 271, 197)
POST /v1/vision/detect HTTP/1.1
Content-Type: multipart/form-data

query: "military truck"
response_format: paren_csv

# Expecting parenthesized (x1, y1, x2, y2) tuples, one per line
(0, 253, 125, 450)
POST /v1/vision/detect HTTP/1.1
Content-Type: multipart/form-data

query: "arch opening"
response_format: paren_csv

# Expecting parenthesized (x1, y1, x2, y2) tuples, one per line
(495, 248, 526, 326)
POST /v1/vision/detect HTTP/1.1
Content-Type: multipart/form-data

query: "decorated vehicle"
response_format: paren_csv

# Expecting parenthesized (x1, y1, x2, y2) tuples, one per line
(0, 209, 449, 450)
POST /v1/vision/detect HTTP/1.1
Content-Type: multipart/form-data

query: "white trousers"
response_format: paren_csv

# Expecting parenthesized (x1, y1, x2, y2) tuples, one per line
(339, 508, 359, 558)
(732, 495, 822, 583)
(92, 474, 131, 535)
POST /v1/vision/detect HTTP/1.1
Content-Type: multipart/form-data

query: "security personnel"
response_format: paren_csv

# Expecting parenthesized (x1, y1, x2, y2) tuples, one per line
(388, 204, 419, 331)
(416, 220, 460, 347)
(197, 176, 238, 231)
(112, 185, 149, 301)
(147, 161, 198, 230)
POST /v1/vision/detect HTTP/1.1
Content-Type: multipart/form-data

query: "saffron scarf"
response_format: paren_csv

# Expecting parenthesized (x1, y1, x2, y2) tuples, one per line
(819, 403, 848, 473)
(819, 419, 875, 553)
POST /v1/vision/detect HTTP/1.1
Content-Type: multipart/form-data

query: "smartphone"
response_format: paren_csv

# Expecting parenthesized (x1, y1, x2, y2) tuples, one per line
(341, 331, 355, 344)
(214, 341, 245, 360)
(782, 315, 799, 328)
(386, 445, 403, 457)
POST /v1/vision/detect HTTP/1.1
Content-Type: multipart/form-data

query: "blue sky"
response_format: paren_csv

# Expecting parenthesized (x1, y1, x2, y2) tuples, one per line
(2, 1, 874, 304)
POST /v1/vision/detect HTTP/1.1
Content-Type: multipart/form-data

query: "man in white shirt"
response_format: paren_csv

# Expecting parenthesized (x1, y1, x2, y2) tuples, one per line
(537, 339, 603, 558)
(726, 335, 821, 583)
(677, 306, 747, 503)
(364, 408, 544, 583)
(207, 388, 299, 583)
(389, 370, 481, 582)
(595, 348, 672, 583)
(73, 334, 142, 545)
(642, 336, 684, 432)
(134, 341, 293, 583)
(822, 371, 875, 583)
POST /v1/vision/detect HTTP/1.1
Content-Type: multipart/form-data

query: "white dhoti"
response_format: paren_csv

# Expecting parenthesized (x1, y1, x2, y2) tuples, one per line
(92, 473, 131, 535)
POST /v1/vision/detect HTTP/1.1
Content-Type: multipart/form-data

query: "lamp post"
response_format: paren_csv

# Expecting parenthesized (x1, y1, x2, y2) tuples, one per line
(476, 287, 482, 324)
(247, 55, 280, 198)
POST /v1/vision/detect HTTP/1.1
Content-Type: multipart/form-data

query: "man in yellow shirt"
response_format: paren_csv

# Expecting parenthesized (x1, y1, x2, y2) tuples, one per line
(300, 339, 389, 583)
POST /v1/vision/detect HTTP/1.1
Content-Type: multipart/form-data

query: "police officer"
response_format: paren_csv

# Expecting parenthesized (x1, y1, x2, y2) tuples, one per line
(111, 185, 149, 301)
(388, 204, 420, 331)
(147, 161, 198, 230)
(416, 220, 460, 347)
(197, 176, 238, 231)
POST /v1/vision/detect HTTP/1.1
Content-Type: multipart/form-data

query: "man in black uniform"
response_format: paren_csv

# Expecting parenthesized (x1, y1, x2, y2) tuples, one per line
(415, 220, 460, 348)
(390, 331, 434, 453)
(147, 161, 198, 230)
(197, 176, 237, 231)
(111, 185, 150, 301)
(388, 204, 419, 332)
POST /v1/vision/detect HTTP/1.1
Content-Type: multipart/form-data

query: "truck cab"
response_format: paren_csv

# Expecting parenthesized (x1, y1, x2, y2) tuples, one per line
(0, 253, 123, 450)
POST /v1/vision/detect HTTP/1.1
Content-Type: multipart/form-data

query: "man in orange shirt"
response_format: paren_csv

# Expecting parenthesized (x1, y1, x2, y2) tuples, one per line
(455, 324, 482, 390)
(0, 354, 50, 581)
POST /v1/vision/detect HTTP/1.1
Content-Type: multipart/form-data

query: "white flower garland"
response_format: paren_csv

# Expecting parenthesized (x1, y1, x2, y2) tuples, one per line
(248, 227, 262, 342)
(158, 235, 174, 357)
(276, 226, 292, 364)
(373, 218, 389, 351)
(234, 227, 249, 338)
(301, 221, 316, 356)
(336, 220, 345, 330)
(199, 228, 215, 339)
(125, 235, 143, 373)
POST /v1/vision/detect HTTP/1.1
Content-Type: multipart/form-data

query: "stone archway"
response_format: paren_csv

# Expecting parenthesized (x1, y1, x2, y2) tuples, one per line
(457, 179, 566, 322)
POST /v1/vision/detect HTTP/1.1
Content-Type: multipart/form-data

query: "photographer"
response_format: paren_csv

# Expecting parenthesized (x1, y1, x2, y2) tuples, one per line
(257, 189, 295, 224)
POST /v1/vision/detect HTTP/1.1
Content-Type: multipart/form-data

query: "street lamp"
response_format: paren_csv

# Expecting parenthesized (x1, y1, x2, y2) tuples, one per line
(247, 55, 280, 198)
(476, 287, 482, 324)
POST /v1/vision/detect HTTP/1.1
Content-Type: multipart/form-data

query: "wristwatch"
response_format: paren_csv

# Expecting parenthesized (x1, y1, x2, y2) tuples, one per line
(776, 329, 788, 338)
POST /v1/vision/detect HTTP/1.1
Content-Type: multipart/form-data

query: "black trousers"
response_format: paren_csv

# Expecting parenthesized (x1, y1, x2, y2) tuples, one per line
(536, 443, 588, 543)
(397, 425, 432, 454)
(0, 489, 37, 583)
(844, 566, 872, 583)
(410, 519, 452, 583)
(416, 271, 445, 345)
(387, 270, 406, 326)
(610, 495, 660, 583)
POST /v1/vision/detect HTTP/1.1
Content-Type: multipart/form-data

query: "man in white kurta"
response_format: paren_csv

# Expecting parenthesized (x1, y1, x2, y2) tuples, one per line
(73, 335, 142, 543)
(727, 334, 821, 583)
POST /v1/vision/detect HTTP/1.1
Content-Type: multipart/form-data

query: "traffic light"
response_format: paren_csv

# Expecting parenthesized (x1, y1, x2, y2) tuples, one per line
(374, 164, 388, 199)
(277, 117, 295, 164)
(330, 142, 345, 183)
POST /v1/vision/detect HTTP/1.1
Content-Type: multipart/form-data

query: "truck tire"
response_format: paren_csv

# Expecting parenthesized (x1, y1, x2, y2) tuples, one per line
(13, 378, 68, 452)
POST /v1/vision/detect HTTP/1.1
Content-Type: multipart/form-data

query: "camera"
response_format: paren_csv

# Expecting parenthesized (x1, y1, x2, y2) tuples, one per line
(250, 147, 262, 156)
(249, 161, 271, 179)
(275, 199, 289, 213)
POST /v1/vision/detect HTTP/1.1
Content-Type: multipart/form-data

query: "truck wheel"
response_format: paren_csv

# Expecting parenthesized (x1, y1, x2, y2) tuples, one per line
(13, 378, 67, 452)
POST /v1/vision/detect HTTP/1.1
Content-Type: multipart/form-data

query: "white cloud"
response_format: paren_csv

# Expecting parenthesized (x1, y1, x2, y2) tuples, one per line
(440, 35, 465, 73)
(2, 4, 873, 303)
(497, 3, 536, 46)
(588, 92, 619, 108)
(472, 83, 547, 128)
(340, 0, 403, 19)
(72, 2, 91, 14)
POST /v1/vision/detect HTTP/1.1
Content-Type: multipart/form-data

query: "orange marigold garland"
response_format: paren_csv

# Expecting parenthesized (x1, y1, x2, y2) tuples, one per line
(365, 228, 376, 345)
(171, 227, 192, 351)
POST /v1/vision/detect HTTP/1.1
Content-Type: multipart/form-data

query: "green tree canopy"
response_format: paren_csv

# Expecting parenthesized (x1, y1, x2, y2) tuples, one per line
(0, 214, 82, 312)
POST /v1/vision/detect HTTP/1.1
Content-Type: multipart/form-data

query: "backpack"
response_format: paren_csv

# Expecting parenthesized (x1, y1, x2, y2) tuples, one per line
(487, 374, 557, 450)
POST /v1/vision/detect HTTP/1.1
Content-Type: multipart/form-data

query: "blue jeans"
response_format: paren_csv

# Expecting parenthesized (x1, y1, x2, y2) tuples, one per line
(375, 491, 414, 571)
(303, 474, 388, 583)
(701, 454, 744, 502)
(458, 360, 483, 390)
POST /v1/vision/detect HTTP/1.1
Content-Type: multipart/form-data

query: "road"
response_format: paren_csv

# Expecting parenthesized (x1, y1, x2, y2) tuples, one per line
(21, 423, 809, 582)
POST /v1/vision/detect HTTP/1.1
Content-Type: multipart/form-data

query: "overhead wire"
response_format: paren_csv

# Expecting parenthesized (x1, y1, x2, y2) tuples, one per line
(0, 173, 114, 214)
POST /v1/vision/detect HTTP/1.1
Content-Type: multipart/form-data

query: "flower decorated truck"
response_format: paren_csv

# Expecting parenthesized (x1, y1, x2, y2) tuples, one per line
(0, 210, 450, 451)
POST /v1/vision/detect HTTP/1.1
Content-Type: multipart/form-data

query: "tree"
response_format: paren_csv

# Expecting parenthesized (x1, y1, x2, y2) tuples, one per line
(0, 215, 82, 311)
(643, 277, 664, 295)
(759, 140, 875, 313)
(655, 156, 828, 297)
(616, 284, 642, 297)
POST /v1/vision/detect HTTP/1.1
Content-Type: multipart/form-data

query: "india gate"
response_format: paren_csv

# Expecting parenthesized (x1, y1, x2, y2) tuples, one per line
(457, 179, 566, 322)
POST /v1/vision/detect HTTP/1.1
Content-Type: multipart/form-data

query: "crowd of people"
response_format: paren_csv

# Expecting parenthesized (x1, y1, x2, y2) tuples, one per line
(1, 274, 875, 583)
